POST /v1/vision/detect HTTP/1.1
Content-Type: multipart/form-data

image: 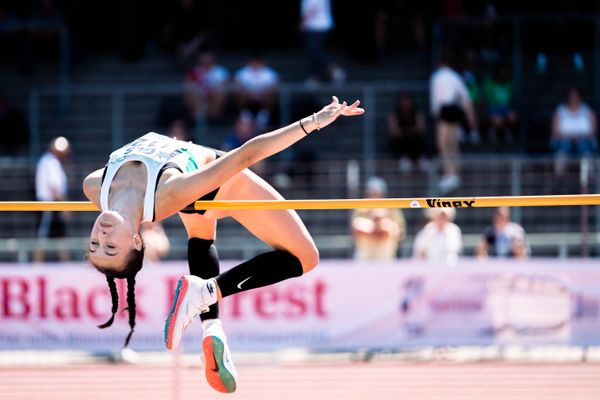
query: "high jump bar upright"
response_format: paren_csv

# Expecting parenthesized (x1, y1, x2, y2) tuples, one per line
(0, 194, 600, 212)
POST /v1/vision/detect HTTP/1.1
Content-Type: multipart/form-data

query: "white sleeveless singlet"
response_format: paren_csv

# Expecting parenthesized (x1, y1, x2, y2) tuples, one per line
(100, 132, 212, 222)
(557, 104, 593, 138)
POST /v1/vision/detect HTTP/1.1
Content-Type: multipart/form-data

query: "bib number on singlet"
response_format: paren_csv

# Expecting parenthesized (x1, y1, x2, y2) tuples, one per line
(110, 136, 188, 165)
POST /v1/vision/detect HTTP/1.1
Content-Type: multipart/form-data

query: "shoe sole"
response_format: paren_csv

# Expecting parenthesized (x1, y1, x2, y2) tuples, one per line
(164, 276, 189, 350)
(203, 336, 237, 393)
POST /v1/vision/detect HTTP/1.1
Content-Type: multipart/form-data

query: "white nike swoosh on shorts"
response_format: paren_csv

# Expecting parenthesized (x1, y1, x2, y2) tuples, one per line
(237, 276, 252, 290)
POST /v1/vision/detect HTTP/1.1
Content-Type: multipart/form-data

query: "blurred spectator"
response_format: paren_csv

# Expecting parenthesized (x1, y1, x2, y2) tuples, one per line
(300, 0, 346, 85)
(477, 207, 528, 259)
(34, 136, 70, 262)
(413, 208, 462, 265)
(184, 51, 230, 122)
(482, 64, 518, 143)
(352, 177, 406, 260)
(234, 52, 279, 129)
(168, 119, 190, 142)
(463, 69, 482, 109)
(223, 112, 266, 175)
(140, 222, 170, 262)
(551, 87, 597, 177)
(462, 67, 487, 135)
(430, 56, 479, 194)
(162, 0, 212, 65)
(0, 98, 29, 155)
(283, 94, 322, 190)
(388, 92, 427, 173)
(222, 112, 256, 151)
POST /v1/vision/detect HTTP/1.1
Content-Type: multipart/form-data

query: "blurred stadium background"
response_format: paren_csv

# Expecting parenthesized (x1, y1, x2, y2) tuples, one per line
(1, 1, 600, 399)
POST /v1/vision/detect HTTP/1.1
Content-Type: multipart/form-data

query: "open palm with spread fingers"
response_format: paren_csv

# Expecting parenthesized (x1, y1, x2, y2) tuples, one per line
(316, 96, 365, 130)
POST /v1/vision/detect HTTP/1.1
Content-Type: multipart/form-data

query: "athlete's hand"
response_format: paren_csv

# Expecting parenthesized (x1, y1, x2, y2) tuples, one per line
(315, 96, 365, 130)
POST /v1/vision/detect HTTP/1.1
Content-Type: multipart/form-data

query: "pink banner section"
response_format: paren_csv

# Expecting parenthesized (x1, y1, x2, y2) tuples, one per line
(0, 259, 599, 351)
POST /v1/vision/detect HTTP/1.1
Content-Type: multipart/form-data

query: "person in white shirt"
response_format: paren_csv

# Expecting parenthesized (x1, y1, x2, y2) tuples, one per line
(551, 86, 597, 177)
(34, 136, 71, 262)
(300, 0, 345, 84)
(234, 52, 279, 128)
(430, 57, 479, 194)
(413, 208, 462, 265)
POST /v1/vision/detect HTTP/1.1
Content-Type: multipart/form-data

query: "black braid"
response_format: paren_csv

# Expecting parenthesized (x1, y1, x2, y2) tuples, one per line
(92, 246, 144, 347)
(98, 276, 118, 329)
(123, 275, 136, 347)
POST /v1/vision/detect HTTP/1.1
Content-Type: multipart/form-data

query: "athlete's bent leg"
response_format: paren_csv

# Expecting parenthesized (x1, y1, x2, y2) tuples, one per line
(218, 169, 320, 273)
(166, 169, 319, 351)
(216, 249, 304, 297)
(173, 214, 237, 393)
(214, 168, 319, 296)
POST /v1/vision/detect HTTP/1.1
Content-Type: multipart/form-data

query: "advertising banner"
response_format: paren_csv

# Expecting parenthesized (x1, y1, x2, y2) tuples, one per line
(0, 259, 599, 351)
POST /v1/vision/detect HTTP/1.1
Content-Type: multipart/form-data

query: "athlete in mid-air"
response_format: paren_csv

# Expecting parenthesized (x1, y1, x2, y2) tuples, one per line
(83, 96, 364, 392)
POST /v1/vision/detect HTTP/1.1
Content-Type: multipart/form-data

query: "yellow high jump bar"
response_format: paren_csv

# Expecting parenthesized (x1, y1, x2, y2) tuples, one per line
(0, 194, 599, 212)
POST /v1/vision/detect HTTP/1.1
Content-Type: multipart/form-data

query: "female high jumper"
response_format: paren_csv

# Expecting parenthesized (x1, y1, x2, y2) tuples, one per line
(83, 96, 364, 393)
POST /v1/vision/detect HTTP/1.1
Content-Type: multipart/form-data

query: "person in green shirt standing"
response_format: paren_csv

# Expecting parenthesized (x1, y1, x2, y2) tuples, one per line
(483, 64, 518, 143)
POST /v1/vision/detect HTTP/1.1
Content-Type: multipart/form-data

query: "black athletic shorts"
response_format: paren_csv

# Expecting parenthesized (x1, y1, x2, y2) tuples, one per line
(179, 148, 226, 216)
(438, 104, 466, 124)
(37, 211, 67, 238)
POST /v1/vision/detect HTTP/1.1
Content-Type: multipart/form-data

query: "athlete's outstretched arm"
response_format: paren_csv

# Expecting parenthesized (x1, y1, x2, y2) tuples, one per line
(156, 97, 364, 219)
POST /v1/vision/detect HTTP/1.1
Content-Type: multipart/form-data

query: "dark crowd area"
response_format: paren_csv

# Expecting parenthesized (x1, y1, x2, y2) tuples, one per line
(2, 0, 600, 64)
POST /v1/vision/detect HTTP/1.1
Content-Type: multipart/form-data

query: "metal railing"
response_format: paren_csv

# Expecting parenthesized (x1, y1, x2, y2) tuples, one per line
(0, 231, 590, 264)
(0, 156, 598, 262)
(27, 81, 428, 175)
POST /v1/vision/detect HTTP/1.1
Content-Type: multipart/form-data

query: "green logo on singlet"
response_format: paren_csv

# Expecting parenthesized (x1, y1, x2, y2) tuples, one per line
(185, 154, 199, 172)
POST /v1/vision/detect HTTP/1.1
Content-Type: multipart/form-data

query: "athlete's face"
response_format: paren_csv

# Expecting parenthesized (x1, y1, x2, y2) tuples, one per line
(89, 211, 141, 271)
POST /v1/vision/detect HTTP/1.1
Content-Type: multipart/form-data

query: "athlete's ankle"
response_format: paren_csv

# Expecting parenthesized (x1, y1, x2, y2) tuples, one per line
(202, 278, 221, 301)
(201, 318, 224, 339)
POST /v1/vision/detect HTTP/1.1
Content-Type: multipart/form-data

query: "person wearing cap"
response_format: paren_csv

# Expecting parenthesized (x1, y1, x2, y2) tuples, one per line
(412, 208, 462, 265)
(34, 136, 71, 262)
(352, 177, 406, 260)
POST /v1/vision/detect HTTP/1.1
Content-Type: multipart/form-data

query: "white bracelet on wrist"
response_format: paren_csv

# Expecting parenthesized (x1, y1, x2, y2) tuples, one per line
(312, 113, 321, 131)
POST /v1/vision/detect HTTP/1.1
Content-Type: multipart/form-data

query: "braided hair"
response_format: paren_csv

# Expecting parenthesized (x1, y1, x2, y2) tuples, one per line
(93, 247, 144, 347)
(97, 275, 118, 329)
(124, 274, 137, 347)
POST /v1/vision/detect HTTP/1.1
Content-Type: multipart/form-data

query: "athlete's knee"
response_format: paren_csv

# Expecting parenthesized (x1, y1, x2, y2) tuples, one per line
(299, 245, 319, 274)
